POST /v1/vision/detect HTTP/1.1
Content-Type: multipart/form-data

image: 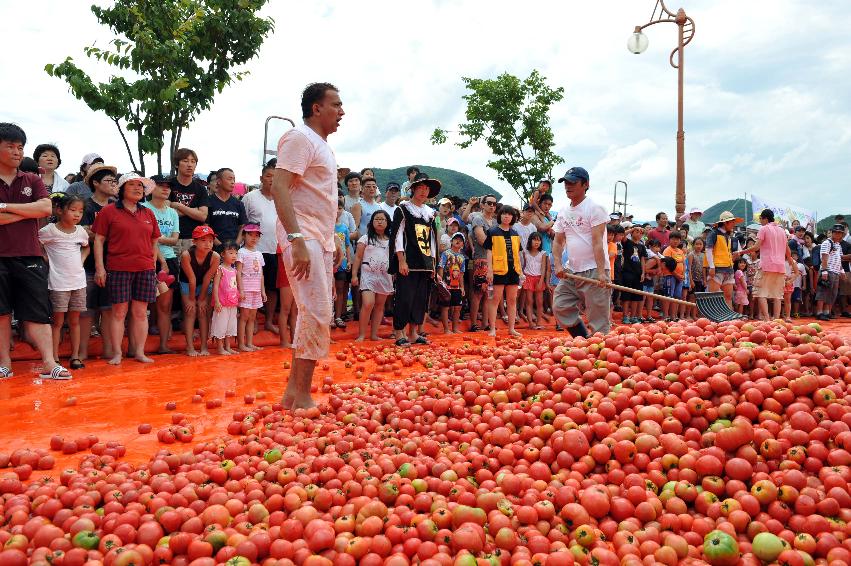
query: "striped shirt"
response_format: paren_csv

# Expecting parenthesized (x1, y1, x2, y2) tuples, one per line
(820, 239, 843, 274)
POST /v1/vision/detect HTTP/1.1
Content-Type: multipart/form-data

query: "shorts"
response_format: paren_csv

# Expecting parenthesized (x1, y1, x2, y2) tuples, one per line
(262, 253, 278, 291)
(165, 257, 181, 290)
(107, 270, 157, 304)
(664, 275, 684, 299)
(472, 259, 488, 292)
(283, 240, 333, 361)
(334, 270, 351, 282)
(712, 268, 735, 287)
(179, 281, 213, 298)
(0, 256, 52, 324)
(210, 306, 238, 338)
(815, 272, 840, 305)
(522, 275, 542, 291)
(239, 290, 264, 309)
(691, 281, 706, 293)
(792, 288, 802, 303)
(276, 253, 290, 288)
(620, 271, 643, 302)
(753, 271, 784, 300)
(493, 271, 520, 287)
(50, 288, 87, 313)
(440, 289, 463, 308)
(84, 271, 112, 315)
(840, 272, 851, 296)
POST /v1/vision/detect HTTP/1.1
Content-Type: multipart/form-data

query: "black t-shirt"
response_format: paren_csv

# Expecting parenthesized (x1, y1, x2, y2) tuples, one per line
(81, 197, 110, 273)
(206, 194, 247, 242)
(484, 226, 518, 272)
(621, 238, 647, 276)
(169, 178, 209, 238)
(841, 240, 851, 272)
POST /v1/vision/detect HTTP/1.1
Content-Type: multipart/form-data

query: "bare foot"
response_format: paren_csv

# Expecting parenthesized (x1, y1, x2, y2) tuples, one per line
(186, 349, 198, 357)
(134, 354, 154, 363)
(280, 342, 292, 349)
(291, 396, 317, 410)
(107, 355, 122, 365)
(239, 345, 253, 352)
(265, 324, 280, 334)
(248, 344, 261, 351)
(488, 331, 496, 337)
(157, 347, 175, 355)
(226, 346, 238, 354)
(281, 395, 294, 410)
(101, 351, 115, 360)
(509, 330, 522, 337)
(369, 335, 381, 341)
(199, 349, 210, 357)
(217, 348, 231, 355)
(354, 336, 365, 342)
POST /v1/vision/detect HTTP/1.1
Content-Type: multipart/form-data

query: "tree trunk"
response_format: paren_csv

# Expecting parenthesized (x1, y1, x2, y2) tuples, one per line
(113, 118, 139, 173)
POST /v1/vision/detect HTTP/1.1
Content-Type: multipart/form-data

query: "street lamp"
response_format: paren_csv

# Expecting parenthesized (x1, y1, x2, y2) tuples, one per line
(628, 0, 695, 219)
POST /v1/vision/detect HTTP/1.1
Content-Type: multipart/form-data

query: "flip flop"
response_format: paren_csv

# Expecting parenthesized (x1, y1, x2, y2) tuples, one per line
(40, 365, 72, 381)
(0, 366, 12, 379)
(413, 336, 429, 345)
(70, 358, 85, 370)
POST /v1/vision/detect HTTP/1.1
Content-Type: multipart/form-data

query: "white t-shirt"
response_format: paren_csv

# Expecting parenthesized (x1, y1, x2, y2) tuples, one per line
(241, 189, 278, 254)
(379, 202, 398, 217)
(522, 250, 544, 276)
(38, 224, 89, 291)
(514, 221, 537, 250)
(553, 196, 609, 273)
(275, 124, 337, 253)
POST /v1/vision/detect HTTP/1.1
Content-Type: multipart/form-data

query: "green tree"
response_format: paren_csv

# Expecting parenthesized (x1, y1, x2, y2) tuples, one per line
(432, 70, 565, 202)
(45, 0, 274, 175)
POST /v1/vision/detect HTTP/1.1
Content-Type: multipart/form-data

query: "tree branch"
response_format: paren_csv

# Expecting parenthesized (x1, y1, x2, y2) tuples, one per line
(113, 117, 138, 173)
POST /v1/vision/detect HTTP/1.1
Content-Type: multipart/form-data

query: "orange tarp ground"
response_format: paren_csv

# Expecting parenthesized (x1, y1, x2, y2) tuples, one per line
(1, 319, 849, 480)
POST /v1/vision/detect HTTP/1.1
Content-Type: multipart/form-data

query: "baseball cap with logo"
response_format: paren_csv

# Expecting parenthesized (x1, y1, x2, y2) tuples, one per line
(192, 225, 216, 240)
(557, 167, 590, 184)
(831, 223, 846, 233)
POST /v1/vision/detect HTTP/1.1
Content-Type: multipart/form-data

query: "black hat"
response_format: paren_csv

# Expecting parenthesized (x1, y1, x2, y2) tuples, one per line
(831, 223, 846, 233)
(409, 177, 442, 199)
(385, 182, 401, 192)
(150, 174, 169, 185)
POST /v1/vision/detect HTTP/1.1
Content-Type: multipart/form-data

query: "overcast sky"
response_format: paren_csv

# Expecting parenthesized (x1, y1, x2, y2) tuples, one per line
(5, 0, 851, 221)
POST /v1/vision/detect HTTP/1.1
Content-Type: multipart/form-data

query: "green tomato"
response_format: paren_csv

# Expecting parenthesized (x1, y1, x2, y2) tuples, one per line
(72, 531, 100, 550)
(703, 530, 739, 566)
(263, 449, 282, 464)
(752, 532, 785, 562)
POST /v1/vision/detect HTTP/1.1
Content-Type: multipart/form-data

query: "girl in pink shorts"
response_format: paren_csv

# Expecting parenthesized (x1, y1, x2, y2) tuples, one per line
(237, 226, 266, 351)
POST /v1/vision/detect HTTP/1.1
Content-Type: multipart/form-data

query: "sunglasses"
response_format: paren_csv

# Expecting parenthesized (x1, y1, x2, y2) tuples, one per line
(483, 201, 497, 206)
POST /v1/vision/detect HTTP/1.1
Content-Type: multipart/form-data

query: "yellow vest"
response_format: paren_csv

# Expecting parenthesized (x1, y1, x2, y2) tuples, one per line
(712, 229, 733, 268)
(492, 233, 522, 276)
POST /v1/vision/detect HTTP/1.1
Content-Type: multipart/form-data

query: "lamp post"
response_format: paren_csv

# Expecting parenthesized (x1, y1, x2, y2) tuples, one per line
(627, 0, 695, 219)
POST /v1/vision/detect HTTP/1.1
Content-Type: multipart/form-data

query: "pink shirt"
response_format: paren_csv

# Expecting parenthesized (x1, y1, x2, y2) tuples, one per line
(217, 265, 240, 307)
(757, 222, 787, 273)
(275, 124, 337, 253)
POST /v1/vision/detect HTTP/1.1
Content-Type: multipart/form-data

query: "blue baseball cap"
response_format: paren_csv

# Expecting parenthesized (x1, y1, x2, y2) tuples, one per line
(558, 167, 590, 184)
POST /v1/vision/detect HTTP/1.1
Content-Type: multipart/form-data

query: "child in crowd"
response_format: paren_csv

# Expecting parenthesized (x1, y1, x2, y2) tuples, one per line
(237, 225, 266, 351)
(39, 194, 89, 369)
(800, 257, 814, 316)
(783, 255, 795, 322)
(351, 210, 393, 341)
(521, 232, 548, 329)
(642, 239, 661, 322)
(662, 231, 686, 321)
(276, 247, 296, 348)
(485, 205, 522, 337)
(212, 242, 240, 355)
(686, 237, 706, 319)
(733, 257, 749, 315)
(620, 225, 647, 324)
(438, 232, 467, 333)
(333, 199, 352, 329)
(791, 251, 805, 318)
(180, 225, 220, 356)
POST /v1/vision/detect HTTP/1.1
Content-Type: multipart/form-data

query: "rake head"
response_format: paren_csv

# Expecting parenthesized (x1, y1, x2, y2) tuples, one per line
(694, 291, 745, 323)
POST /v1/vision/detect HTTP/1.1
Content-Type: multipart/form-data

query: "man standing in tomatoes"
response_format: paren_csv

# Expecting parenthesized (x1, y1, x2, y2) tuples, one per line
(272, 83, 344, 410)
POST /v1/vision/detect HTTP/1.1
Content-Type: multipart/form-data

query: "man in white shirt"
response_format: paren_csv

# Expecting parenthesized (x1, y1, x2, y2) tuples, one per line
(379, 182, 401, 217)
(243, 160, 281, 332)
(550, 167, 611, 336)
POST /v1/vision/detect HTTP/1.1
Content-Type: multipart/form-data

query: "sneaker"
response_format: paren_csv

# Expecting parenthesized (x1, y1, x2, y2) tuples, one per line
(621, 316, 633, 324)
(842, 312, 851, 318)
(816, 313, 829, 321)
(643, 316, 656, 323)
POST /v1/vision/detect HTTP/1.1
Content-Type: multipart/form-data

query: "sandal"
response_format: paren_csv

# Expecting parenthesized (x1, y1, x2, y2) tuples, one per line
(0, 366, 12, 379)
(334, 318, 346, 328)
(70, 358, 85, 370)
(40, 365, 72, 381)
(414, 336, 429, 345)
(469, 325, 480, 332)
(394, 337, 410, 347)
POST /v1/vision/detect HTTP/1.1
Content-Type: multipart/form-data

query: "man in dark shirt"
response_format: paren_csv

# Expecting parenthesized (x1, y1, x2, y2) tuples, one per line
(0, 123, 69, 380)
(79, 163, 119, 361)
(206, 167, 246, 247)
(168, 148, 208, 255)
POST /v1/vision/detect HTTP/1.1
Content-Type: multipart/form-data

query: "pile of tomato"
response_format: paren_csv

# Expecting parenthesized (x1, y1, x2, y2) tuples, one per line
(1, 318, 851, 566)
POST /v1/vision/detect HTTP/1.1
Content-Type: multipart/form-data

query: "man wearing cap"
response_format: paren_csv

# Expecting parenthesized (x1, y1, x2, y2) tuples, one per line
(389, 176, 440, 346)
(78, 163, 120, 362)
(92, 173, 161, 365)
(551, 167, 611, 336)
(379, 182, 401, 217)
(740, 209, 798, 320)
(243, 159, 282, 333)
(815, 224, 851, 320)
(0, 123, 72, 380)
(64, 153, 105, 199)
(272, 82, 344, 411)
(705, 211, 742, 308)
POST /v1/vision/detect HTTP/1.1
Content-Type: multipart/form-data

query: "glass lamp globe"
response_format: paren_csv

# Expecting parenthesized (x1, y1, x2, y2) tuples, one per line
(627, 31, 649, 54)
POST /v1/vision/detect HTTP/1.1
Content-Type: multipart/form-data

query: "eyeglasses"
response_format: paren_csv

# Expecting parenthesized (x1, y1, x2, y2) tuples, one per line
(101, 178, 118, 184)
(484, 201, 497, 206)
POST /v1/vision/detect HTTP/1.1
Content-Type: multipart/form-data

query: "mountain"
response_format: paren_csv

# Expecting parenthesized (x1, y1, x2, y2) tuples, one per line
(817, 215, 851, 234)
(369, 165, 496, 200)
(702, 198, 755, 226)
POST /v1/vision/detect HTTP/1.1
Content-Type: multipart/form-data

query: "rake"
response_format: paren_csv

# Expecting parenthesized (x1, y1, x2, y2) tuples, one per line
(558, 272, 745, 323)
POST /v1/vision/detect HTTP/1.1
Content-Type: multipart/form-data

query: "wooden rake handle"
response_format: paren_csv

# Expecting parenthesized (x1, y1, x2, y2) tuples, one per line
(558, 271, 697, 308)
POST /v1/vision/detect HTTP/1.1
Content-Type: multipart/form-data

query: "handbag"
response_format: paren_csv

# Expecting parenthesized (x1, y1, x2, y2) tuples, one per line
(432, 276, 452, 304)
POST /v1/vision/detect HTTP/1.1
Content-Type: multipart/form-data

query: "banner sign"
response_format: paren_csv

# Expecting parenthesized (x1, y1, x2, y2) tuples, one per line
(750, 194, 816, 231)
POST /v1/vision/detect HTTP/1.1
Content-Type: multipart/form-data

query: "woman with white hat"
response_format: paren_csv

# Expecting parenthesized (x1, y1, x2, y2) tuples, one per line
(91, 172, 161, 365)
